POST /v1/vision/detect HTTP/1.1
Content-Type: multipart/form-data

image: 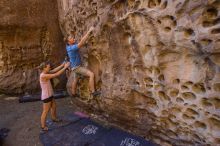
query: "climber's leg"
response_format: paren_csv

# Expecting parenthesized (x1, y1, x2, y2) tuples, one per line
(75, 67, 100, 96)
(71, 72, 79, 97)
(75, 67, 94, 92)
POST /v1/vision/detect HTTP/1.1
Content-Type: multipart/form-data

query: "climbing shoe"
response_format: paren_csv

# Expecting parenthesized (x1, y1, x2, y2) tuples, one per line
(72, 94, 80, 98)
(91, 91, 101, 97)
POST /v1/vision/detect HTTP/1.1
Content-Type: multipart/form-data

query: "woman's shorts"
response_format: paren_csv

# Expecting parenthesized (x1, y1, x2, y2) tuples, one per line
(42, 96, 54, 103)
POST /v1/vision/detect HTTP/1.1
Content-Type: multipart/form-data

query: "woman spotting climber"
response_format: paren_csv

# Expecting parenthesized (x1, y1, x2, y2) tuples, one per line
(65, 26, 100, 98)
(38, 61, 70, 131)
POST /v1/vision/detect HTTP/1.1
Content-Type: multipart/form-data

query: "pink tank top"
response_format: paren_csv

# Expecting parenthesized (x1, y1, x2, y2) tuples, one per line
(40, 73, 54, 100)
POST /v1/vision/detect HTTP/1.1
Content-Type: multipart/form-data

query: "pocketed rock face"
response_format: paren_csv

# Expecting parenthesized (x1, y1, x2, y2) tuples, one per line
(0, 0, 65, 94)
(59, 0, 220, 145)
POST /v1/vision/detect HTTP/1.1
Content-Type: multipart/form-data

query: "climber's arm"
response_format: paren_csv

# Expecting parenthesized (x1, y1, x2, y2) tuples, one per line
(78, 26, 94, 48)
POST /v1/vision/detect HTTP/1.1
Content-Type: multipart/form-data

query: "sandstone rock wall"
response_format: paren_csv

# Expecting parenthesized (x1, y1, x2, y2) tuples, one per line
(58, 0, 220, 145)
(0, 0, 65, 94)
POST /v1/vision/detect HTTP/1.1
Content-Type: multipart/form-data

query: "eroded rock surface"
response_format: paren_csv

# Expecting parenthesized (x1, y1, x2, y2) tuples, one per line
(0, 0, 65, 94)
(58, 0, 220, 145)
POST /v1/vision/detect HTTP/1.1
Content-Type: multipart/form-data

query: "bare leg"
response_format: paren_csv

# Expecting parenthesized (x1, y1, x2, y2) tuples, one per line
(41, 102, 51, 128)
(76, 67, 96, 94)
(71, 77, 79, 95)
(50, 98, 57, 120)
(87, 71, 95, 93)
(66, 69, 71, 78)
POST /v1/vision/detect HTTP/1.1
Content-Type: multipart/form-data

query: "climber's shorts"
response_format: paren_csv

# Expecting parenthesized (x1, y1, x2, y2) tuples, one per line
(71, 66, 90, 80)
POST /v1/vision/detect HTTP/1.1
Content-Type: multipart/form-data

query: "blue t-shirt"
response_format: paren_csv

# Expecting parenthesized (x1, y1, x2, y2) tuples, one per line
(66, 44, 81, 68)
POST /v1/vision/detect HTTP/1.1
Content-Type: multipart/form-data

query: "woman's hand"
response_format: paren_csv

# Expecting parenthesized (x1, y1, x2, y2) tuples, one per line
(64, 62, 70, 68)
(62, 61, 65, 66)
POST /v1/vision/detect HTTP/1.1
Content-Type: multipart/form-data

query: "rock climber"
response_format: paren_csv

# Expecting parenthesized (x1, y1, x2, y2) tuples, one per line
(65, 26, 100, 98)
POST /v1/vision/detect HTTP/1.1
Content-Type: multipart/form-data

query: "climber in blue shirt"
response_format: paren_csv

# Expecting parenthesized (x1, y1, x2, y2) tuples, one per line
(65, 26, 100, 98)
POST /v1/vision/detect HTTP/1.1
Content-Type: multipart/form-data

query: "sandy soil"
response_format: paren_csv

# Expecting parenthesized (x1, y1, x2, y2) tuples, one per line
(0, 94, 75, 146)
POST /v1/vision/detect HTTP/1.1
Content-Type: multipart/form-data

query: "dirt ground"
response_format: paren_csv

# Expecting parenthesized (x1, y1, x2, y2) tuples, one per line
(0, 94, 75, 146)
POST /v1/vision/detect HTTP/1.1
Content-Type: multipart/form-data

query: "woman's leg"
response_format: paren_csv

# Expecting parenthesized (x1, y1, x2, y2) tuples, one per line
(41, 101, 52, 129)
(50, 98, 57, 120)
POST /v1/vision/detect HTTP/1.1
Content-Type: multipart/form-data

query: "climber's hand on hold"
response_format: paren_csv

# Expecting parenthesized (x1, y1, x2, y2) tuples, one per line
(89, 26, 95, 33)
(78, 27, 94, 48)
